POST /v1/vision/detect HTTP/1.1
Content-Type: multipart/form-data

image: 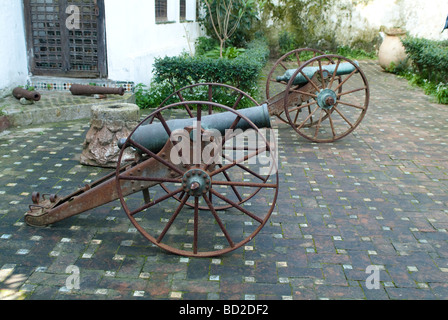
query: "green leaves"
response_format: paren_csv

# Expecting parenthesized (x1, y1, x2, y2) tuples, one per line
(135, 40, 269, 109)
(401, 36, 448, 84)
(153, 39, 268, 94)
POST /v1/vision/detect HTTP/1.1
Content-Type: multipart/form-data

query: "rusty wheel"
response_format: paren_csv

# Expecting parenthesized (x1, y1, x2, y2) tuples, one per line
(148, 83, 264, 211)
(266, 48, 331, 126)
(116, 101, 278, 257)
(283, 54, 369, 143)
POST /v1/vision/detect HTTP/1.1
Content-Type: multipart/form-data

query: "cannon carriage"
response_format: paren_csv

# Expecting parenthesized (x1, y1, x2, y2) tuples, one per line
(25, 49, 369, 257)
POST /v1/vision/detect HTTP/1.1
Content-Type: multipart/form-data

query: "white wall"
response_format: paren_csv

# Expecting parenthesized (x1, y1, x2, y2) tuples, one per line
(0, 1, 28, 97)
(350, 0, 448, 41)
(329, 0, 448, 48)
(104, 0, 202, 86)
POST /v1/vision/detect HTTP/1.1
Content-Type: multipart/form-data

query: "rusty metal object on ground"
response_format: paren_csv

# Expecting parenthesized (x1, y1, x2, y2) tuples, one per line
(80, 103, 140, 168)
(12, 87, 41, 102)
(70, 84, 125, 96)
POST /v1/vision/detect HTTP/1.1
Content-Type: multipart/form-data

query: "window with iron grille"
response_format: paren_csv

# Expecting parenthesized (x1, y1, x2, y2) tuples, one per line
(155, 0, 167, 22)
(180, 0, 186, 21)
(23, 0, 107, 78)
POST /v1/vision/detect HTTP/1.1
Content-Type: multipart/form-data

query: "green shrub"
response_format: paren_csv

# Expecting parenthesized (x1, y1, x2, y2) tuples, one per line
(401, 37, 448, 84)
(147, 39, 269, 108)
(394, 36, 448, 104)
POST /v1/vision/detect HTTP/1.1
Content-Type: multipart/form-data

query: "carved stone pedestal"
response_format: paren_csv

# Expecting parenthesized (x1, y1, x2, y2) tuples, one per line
(80, 103, 140, 168)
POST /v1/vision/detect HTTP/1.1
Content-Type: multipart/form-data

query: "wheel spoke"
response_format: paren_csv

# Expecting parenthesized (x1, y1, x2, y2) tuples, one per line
(210, 189, 264, 224)
(212, 180, 277, 189)
(176, 91, 194, 118)
(211, 145, 267, 177)
(128, 139, 184, 175)
(333, 68, 357, 92)
(337, 87, 367, 97)
(217, 164, 243, 202)
(193, 197, 199, 253)
(328, 59, 342, 89)
(130, 187, 184, 216)
(288, 100, 317, 113)
(157, 194, 190, 243)
(221, 153, 266, 181)
(296, 105, 320, 130)
(326, 109, 337, 138)
(155, 112, 172, 137)
(299, 71, 321, 92)
(290, 89, 318, 99)
(337, 100, 366, 110)
(203, 194, 235, 248)
(318, 59, 326, 89)
(314, 108, 325, 139)
(232, 93, 244, 109)
(333, 106, 354, 128)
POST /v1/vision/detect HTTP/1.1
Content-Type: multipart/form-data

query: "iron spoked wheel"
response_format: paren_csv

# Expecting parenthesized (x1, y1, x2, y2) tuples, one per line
(115, 101, 279, 257)
(266, 48, 330, 125)
(149, 83, 264, 211)
(284, 54, 370, 143)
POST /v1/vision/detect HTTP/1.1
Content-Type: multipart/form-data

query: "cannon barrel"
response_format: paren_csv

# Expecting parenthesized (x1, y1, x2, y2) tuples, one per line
(276, 61, 359, 85)
(70, 84, 125, 96)
(119, 104, 271, 154)
(12, 87, 41, 102)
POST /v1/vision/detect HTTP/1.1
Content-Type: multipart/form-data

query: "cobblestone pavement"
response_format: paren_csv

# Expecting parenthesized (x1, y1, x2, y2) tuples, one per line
(1, 61, 448, 301)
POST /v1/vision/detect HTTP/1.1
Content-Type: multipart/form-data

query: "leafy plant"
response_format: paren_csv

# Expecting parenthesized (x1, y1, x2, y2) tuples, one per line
(145, 39, 269, 109)
(203, 46, 246, 59)
(200, 0, 259, 56)
(392, 36, 448, 104)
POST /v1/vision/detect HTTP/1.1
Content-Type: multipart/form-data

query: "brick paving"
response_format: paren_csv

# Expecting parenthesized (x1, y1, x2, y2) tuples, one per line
(1, 61, 448, 300)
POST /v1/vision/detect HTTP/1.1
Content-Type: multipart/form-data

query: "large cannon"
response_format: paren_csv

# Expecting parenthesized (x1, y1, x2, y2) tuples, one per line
(25, 100, 279, 257)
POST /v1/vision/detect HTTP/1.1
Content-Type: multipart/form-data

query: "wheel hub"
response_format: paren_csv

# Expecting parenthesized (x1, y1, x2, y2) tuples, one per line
(182, 169, 211, 197)
(317, 88, 337, 110)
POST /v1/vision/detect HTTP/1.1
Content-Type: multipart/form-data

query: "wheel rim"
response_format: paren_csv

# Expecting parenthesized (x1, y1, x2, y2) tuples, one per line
(115, 101, 279, 257)
(284, 54, 370, 143)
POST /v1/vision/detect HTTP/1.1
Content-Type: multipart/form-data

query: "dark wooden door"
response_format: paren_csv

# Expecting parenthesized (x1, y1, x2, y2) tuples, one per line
(24, 0, 107, 78)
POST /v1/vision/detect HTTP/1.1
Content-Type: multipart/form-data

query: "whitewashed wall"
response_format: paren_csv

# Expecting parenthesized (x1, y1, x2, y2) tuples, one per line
(338, 0, 448, 44)
(104, 0, 202, 86)
(0, 1, 28, 97)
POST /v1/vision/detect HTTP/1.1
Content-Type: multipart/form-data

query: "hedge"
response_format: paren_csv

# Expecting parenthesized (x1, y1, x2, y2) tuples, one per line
(152, 39, 270, 101)
(401, 37, 448, 84)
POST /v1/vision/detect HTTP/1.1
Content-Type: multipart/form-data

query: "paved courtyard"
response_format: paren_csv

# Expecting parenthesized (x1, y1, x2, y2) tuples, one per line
(1, 61, 448, 301)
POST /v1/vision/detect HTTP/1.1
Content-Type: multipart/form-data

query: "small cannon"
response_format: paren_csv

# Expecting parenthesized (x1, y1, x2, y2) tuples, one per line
(70, 84, 126, 96)
(12, 87, 41, 102)
(265, 49, 370, 143)
(154, 49, 370, 143)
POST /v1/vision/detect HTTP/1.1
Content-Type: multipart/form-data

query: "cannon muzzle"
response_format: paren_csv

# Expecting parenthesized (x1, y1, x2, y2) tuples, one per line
(119, 104, 272, 153)
(12, 87, 41, 102)
(276, 61, 359, 85)
(70, 84, 125, 96)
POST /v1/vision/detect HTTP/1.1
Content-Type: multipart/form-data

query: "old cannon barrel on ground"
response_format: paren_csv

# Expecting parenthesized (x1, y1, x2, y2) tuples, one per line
(12, 87, 41, 101)
(70, 84, 125, 96)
